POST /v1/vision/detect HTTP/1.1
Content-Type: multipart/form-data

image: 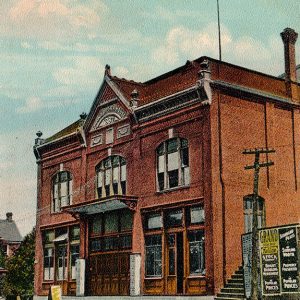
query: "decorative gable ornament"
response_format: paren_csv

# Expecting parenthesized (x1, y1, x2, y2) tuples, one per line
(91, 104, 127, 132)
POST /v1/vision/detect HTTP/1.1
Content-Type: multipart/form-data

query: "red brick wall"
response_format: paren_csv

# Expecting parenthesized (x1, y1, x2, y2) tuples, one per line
(210, 86, 300, 293)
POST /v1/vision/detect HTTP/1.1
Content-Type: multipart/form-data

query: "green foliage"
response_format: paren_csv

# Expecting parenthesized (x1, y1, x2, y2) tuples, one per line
(0, 247, 5, 268)
(3, 228, 35, 297)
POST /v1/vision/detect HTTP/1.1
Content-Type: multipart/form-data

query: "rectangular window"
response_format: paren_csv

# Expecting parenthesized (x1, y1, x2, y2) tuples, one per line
(167, 151, 179, 171)
(190, 206, 205, 224)
(165, 209, 183, 228)
(188, 231, 205, 276)
(97, 170, 103, 198)
(92, 216, 102, 234)
(113, 166, 119, 194)
(70, 226, 80, 241)
(105, 169, 111, 196)
(43, 247, 54, 281)
(104, 212, 118, 233)
(120, 210, 133, 231)
(90, 238, 101, 252)
(168, 170, 179, 188)
(57, 245, 67, 280)
(145, 235, 162, 277)
(168, 234, 175, 275)
(70, 244, 79, 280)
(146, 213, 162, 230)
(119, 235, 132, 249)
(103, 236, 119, 251)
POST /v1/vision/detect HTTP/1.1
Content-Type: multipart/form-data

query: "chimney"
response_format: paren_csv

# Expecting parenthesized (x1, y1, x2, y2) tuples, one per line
(6, 212, 12, 222)
(104, 64, 111, 76)
(281, 28, 298, 100)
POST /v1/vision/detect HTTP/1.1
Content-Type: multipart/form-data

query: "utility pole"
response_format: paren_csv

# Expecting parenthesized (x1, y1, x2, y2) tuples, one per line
(243, 148, 275, 300)
(217, 0, 222, 61)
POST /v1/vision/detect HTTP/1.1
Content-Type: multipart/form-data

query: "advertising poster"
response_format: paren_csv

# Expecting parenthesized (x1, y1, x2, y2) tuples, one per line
(259, 228, 281, 295)
(259, 225, 300, 296)
(279, 227, 299, 293)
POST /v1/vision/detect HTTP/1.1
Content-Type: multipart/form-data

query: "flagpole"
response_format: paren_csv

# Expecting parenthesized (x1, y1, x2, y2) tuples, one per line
(217, 0, 222, 61)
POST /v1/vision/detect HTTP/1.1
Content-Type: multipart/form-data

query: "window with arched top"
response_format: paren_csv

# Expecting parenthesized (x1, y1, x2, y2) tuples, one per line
(157, 138, 190, 191)
(243, 195, 266, 233)
(96, 156, 126, 198)
(52, 171, 73, 212)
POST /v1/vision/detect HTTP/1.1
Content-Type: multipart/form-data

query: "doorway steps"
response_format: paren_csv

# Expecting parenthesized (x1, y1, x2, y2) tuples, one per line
(214, 266, 246, 300)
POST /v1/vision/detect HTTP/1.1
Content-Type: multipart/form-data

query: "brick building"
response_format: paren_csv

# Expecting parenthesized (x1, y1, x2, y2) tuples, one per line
(33, 28, 300, 297)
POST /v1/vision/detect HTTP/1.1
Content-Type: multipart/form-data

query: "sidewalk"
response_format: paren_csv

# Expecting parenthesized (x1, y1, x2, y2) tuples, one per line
(34, 296, 215, 300)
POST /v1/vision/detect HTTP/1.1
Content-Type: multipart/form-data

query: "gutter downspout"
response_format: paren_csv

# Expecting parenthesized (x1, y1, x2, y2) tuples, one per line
(217, 66, 227, 286)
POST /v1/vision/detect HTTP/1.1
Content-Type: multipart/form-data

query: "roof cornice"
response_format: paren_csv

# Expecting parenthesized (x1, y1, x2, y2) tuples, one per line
(212, 80, 297, 107)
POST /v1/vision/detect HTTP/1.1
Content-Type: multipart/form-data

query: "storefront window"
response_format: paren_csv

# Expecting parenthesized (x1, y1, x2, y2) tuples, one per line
(57, 245, 68, 280)
(43, 247, 54, 281)
(145, 235, 162, 277)
(70, 245, 79, 280)
(188, 231, 205, 275)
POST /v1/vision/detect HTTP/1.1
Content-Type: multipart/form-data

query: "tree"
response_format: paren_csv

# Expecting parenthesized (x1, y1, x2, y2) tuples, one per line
(0, 247, 5, 268)
(3, 228, 35, 297)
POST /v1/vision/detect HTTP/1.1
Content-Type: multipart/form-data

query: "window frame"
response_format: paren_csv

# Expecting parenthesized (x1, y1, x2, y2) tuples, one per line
(188, 230, 205, 276)
(42, 225, 80, 283)
(143, 204, 206, 280)
(96, 155, 126, 198)
(156, 138, 190, 192)
(243, 195, 265, 233)
(52, 171, 73, 213)
(145, 235, 163, 278)
(89, 210, 133, 253)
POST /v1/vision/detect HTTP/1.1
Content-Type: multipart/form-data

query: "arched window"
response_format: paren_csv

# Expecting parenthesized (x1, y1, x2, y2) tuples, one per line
(157, 138, 189, 191)
(52, 171, 72, 212)
(96, 156, 126, 198)
(243, 195, 265, 233)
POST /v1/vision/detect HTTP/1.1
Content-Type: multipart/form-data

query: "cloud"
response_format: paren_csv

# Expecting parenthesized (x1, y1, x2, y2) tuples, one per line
(152, 23, 287, 76)
(17, 96, 43, 113)
(1, 0, 108, 40)
(53, 56, 103, 87)
(152, 23, 230, 64)
(16, 95, 80, 114)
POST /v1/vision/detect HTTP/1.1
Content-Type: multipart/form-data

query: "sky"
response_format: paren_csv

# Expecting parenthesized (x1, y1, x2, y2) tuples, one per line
(0, 0, 299, 236)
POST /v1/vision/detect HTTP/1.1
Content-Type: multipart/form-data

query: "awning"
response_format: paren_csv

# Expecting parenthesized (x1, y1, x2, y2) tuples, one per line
(53, 233, 68, 243)
(66, 199, 129, 216)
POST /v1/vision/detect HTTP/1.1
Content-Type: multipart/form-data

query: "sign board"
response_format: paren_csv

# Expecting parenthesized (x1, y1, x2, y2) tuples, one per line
(259, 228, 280, 295)
(258, 225, 300, 297)
(130, 253, 141, 296)
(76, 258, 85, 296)
(50, 285, 61, 300)
(279, 227, 299, 293)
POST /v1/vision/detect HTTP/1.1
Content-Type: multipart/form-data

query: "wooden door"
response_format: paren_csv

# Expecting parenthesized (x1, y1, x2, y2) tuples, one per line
(89, 253, 130, 295)
(166, 232, 184, 295)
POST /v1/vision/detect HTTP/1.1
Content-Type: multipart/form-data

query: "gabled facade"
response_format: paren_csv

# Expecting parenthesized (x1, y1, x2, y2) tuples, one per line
(34, 28, 300, 298)
(0, 212, 22, 257)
